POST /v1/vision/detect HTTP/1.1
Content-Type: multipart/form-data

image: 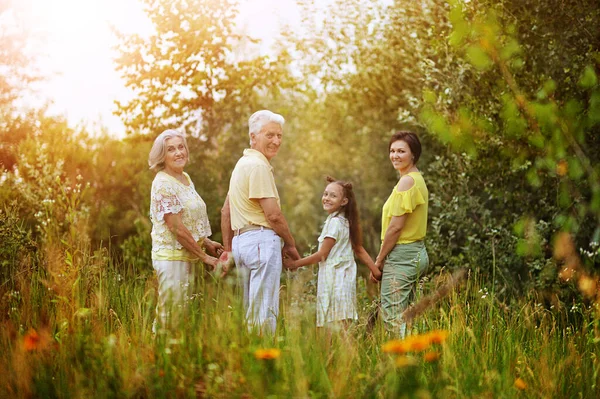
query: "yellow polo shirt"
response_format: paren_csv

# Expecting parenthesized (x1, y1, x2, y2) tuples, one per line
(228, 149, 280, 230)
(381, 171, 428, 244)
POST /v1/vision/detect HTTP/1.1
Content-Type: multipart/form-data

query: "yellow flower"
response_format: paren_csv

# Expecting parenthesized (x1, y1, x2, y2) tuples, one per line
(254, 348, 281, 360)
(514, 377, 527, 390)
(578, 275, 597, 298)
(556, 159, 568, 177)
(423, 351, 441, 363)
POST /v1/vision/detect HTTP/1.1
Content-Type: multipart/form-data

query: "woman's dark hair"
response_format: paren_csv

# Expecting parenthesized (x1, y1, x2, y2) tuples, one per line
(388, 131, 422, 164)
(326, 176, 363, 251)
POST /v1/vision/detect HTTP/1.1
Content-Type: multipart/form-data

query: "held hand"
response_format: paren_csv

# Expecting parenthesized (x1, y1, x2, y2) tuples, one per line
(371, 268, 382, 282)
(375, 258, 384, 273)
(283, 244, 301, 261)
(203, 255, 219, 271)
(204, 239, 225, 257)
(216, 251, 234, 277)
(283, 256, 297, 271)
(369, 272, 380, 283)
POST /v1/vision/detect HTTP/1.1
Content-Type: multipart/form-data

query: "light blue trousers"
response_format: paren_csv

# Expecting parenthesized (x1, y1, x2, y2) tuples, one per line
(380, 241, 429, 337)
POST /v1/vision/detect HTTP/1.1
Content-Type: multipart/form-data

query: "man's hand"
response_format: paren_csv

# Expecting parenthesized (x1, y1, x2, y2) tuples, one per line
(283, 256, 297, 270)
(283, 244, 300, 261)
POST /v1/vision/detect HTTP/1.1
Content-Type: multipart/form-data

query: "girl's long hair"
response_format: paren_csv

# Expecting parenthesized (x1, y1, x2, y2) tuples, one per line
(326, 176, 363, 251)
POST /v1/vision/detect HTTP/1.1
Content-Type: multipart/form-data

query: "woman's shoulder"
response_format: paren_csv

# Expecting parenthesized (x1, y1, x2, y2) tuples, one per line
(395, 174, 416, 193)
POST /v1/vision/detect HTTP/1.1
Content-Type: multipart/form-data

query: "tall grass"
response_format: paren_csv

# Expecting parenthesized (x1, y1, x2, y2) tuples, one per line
(2, 233, 599, 398)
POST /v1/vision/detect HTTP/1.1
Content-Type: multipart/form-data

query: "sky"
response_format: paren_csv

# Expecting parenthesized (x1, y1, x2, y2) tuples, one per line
(16, 0, 300, 137)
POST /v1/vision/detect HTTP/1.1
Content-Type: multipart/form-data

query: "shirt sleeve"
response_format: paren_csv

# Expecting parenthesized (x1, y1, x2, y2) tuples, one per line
(321, 217, 342, 241)
(388, 185, 426, 217)
(248, 164, 278, 199)
(151, 179, 183, 222)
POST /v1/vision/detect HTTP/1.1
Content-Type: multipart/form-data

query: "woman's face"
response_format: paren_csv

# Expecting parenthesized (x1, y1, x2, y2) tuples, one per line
(389, 140, 413, 172)
(322, 183, 348, 214)
(164, 136, 188, 173)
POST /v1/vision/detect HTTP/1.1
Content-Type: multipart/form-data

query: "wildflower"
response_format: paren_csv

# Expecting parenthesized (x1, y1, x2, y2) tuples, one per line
(559, 264, 576, 281)
(556, 160, 568, 176)
(578, 276, 597, 298)
(382, 340, 410, 354)
(426, 330, 449, 345)
(254, 348, 281, 360)
(23, 329, 40, 351)
(406, 336, 430, 352)
(395, 356, 417, 368)
(553, 232, 575, 260)
(514, 377, 527, 390)
(423, 351, 441, 363)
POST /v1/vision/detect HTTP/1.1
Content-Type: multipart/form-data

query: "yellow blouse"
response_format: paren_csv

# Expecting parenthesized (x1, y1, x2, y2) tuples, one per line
(381, 172, 428, 244)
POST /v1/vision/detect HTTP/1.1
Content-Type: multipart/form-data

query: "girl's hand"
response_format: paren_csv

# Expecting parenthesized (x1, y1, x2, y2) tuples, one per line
(283, 256, 297, 270)
(371, 268, 382, 281)
(369, 272, 381, 283)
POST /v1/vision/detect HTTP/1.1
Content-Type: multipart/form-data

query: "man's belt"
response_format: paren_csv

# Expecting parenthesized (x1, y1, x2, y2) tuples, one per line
(233, 225, 273, 236)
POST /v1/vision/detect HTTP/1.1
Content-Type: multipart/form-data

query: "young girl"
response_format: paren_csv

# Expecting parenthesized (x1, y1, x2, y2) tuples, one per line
(286, 177, 381, 327)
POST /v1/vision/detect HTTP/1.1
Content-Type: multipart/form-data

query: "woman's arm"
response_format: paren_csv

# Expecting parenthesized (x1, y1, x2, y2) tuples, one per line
(375, 215, 407, 271)
(354, 245, 381, 280)
(164, 212, 218, 268)
(289, 238, 336, 269)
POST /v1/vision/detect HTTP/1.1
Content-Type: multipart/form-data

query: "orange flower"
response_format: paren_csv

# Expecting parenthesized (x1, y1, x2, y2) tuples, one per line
(382, 340, 410, 354)
(23, 329, 41, 351)
(425, 330, 449, 345)
(254, 348, 281, 360)
(423, 351, 441, 363)
(406, 336, 430, 352)
(514, 377, 527, 390)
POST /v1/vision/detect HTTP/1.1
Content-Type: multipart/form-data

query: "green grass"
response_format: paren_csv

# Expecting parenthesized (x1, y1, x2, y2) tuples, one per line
(1, 240, 599, 398)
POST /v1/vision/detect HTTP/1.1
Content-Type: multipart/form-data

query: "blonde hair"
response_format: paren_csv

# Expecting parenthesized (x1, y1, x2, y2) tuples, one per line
(148, 129, 189, 171)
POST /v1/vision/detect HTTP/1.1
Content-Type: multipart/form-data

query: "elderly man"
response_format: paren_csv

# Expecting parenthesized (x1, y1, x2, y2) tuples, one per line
(221, 110, 300, 334)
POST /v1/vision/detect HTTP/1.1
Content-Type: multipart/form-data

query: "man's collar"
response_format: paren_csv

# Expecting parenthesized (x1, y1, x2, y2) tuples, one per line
(243, 148, 272, 167)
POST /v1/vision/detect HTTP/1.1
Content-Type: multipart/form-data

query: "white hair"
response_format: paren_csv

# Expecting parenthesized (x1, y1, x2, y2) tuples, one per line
(148, 129, 189, 171)
(248, 110, 285, 145)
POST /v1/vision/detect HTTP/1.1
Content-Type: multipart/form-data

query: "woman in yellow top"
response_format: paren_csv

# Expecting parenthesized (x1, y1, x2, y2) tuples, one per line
(148, 129, 223, 331)
(373, 131, 429, 337)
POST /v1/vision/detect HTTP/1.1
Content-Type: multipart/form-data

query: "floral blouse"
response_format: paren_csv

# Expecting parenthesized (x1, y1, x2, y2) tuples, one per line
(150, 171, 211, 261)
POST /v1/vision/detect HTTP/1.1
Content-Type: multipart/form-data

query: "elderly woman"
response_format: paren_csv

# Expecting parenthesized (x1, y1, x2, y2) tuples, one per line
(148, 129, 223, 329)
(373, 131, 429, 337)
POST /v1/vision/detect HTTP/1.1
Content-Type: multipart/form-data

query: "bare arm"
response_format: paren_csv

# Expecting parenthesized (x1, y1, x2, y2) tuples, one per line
(220, 195, 234, 251)
(258, 197, 300, 260)
(164, 212, 218, 268)
(354, 245, 381, 279)
(291, 237, 336, 269)
(375, 215, 407, 270)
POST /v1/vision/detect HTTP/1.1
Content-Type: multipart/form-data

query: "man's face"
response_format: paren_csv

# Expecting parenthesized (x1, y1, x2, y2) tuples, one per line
(251, 122, 283, 161)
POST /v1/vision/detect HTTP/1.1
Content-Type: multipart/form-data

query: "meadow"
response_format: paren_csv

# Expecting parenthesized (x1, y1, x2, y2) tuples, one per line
(1, 223, 598, 398)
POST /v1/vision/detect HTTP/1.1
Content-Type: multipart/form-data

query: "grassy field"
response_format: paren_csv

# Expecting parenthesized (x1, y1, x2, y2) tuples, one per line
(1, 235, 599, 398)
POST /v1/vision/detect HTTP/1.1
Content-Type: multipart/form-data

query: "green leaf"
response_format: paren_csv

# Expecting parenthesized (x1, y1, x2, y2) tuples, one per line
(578, 65, 598, 88)
(466, 46, 493, 70)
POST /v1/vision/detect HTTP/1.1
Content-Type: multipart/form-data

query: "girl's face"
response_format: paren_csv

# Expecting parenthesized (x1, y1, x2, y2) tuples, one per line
(389, 139, 413, 172)
(322, 183, 348, 214)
